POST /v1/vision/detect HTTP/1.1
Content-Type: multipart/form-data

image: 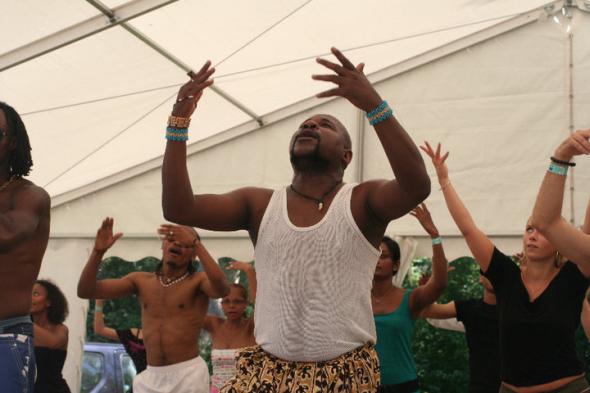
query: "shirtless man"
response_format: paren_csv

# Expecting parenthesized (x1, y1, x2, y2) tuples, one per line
(0, 102, 51, 393)
(161, 47, 430, 392)
(77, 218, 229, 393)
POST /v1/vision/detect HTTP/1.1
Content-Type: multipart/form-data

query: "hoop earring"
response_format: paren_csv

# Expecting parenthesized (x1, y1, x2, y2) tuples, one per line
(554, 251, 563, 268)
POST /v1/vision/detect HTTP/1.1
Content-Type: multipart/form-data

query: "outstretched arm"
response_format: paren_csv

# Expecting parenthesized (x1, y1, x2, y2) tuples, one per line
(421, 142, 494, 271)
(314, 47, 430, 223)
(77, 218, 135, 299)
(161, 62, 258, 232)
(426, 317, 465, 333)
(409, 204, 448, 317)
(421, 302, 465, 332)
(531, 130, 590, 266)
(421, 302, 457, 319)
(93, 299, 119, 342)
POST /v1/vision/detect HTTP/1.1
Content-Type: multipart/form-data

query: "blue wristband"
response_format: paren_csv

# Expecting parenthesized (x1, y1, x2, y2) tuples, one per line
(431, 237, 442, 245)
(548, 162, 568, 176)
(366, 101, 388, 119)
(166, 127, 189, 142)
(369, 108, 393, 126)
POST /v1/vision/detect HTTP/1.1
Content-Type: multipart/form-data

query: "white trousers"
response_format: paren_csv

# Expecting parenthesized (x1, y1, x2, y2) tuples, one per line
(133, 356, 209, 393)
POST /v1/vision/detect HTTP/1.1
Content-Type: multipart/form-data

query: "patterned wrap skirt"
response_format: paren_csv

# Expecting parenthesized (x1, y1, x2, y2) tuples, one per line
(220, 343, 380, 393)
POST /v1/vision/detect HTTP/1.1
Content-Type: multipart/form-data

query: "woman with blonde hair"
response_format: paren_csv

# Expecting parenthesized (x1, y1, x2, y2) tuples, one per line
(422, 141, 590, 393)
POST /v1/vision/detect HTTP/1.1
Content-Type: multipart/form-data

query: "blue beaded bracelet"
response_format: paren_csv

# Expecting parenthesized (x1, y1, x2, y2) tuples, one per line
(369, 107, 393, 126)
(166, 127, 189, 142)
(166, 126, 188, 133)
(366, 100, 394, 126)
(548, 162, 568, 176)
(366, 101, 389, 119)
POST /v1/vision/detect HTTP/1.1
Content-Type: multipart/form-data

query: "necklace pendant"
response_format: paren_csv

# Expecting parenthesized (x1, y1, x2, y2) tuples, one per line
(318, 202, 323, 211)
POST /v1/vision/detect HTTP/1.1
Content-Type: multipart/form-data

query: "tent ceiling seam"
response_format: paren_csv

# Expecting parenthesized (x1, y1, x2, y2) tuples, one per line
(48, 3, 555, 204)
(19, 5, 553, 117)
(0, 0, 179, 72)
(42, 90, 177, 188)
(214, 0, 313, 69)
(86, 0, 263, 125)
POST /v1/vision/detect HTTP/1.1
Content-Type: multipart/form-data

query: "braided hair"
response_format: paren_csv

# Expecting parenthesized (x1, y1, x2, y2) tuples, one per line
(0, 102, 33, 177)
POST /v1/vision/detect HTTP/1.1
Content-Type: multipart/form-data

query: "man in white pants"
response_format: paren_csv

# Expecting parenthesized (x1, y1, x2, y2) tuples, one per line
(78, 218, 230, 393)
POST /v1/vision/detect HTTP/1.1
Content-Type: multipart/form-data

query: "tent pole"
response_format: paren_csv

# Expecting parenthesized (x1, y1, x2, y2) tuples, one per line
(356, 109, 365, 183)
(566, 30, 575, 225)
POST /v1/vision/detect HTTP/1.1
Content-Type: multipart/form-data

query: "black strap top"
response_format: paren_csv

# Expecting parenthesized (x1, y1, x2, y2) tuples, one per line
(34, 347, 71, 393)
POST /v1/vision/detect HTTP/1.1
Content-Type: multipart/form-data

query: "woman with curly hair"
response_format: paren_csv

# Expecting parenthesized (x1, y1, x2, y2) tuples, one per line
(31, 279, 71, 393)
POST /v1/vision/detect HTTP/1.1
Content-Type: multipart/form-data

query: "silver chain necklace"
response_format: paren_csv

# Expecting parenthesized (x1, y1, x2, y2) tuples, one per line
(158, 270, 190, 288)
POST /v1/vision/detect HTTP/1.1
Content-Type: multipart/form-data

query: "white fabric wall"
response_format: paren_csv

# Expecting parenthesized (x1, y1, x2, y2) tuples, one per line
(364, 13, 590, 236)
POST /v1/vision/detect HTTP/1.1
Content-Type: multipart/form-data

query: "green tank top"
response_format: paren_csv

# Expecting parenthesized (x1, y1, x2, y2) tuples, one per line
(374, 290, 418, 390)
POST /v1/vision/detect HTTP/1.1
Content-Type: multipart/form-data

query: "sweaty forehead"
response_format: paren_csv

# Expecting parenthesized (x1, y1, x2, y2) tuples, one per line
(305, 114, 345, 130)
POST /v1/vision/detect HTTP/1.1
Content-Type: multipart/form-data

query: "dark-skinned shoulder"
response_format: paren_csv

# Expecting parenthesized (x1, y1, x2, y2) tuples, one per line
(360, 178, 429, 221)
(176, 187, 272, 236)
(125, 271, 151, 292)
(241, 187, 274, 242)
(13, 179, 50, 214)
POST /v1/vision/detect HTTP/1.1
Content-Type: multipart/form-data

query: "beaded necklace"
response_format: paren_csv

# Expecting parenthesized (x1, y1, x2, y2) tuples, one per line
(158, 270, 190, 288)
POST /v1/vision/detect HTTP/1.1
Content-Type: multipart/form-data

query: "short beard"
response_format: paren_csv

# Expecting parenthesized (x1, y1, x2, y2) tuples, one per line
(289, 140, 330, 172)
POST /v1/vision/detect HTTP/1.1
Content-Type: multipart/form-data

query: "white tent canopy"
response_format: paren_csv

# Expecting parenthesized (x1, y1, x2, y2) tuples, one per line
(2, 1, 590, 390)
(0, 0, 573, 197)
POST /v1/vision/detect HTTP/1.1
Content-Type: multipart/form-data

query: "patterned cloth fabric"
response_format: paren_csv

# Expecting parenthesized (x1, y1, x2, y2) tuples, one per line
(220, 343, 380, 393)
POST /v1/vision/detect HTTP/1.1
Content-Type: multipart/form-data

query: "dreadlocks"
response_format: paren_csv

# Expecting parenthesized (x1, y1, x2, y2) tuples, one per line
(0, 102, 33, 177)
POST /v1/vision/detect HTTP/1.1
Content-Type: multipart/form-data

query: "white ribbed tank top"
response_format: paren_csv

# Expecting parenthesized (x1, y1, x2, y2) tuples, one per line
(254, 183, 381, 361)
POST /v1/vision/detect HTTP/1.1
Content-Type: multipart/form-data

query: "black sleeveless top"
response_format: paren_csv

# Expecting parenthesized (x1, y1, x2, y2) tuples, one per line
(34, 347, 71, 393)
(117, 329, 147, 373)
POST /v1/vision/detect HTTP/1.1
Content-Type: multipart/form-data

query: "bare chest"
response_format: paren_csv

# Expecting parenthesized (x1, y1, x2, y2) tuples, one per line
(137, 277, 206, 318)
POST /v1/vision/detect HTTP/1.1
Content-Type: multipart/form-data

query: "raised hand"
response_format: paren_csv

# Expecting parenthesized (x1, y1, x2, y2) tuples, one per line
(410, 203, 439, 238)
(94, 217, 123, 253)
(313, 47, 382, 112)
(554, 129, 590, 161)
(420, 142, 449, 182)
(171, 60, 216, 118)
(226, 261, 254, 273)
(157, 224, 198, 247)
